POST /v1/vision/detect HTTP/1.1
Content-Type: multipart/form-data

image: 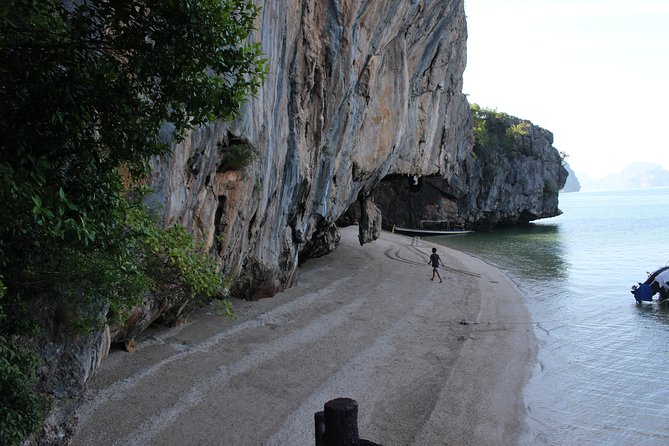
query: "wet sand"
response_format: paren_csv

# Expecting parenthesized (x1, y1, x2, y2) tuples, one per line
(72, 226, 536, 446)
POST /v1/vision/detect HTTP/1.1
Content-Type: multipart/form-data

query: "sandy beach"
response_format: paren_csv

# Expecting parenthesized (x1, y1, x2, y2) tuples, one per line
(71, 226, 537, 446)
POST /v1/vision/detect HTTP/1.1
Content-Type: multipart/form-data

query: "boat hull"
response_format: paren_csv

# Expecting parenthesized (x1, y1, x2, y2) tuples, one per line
(393, 227, 473, 236)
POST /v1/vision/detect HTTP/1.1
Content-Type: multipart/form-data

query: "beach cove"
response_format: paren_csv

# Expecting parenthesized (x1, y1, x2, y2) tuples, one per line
(72, 226, 536, 446)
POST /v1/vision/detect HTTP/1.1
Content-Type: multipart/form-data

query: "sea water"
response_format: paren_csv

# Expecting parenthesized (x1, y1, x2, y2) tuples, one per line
(433, 187, 669, 445)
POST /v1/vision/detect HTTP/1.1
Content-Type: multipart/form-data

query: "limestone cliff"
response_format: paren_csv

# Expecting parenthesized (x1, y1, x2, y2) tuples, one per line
(561, 161, 581, 192)
(146, 0, 470, 300)
(372, 114, 568, 229)
(27, 3, 470, 444)
(26, 2, 573, 443)
(14, 2, 468, 444)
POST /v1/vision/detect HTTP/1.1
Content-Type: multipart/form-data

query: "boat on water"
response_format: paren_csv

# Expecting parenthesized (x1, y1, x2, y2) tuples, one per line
(392, 227, 473, 236)
(631, 265, 669, 303)
(392, 219, 473, 237)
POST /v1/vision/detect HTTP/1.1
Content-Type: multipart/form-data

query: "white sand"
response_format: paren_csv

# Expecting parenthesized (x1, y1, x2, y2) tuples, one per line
(72, 226, 537, 446)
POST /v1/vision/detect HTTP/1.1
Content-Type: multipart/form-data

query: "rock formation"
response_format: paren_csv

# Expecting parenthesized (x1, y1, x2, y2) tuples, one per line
(626, 169, 669, 188)
(25, 1, 570, 443)
(372, 115, 568, 229)
(146, 0, 471, 300)
(561, 162, 581, 192)
(578, 162, 669, 191)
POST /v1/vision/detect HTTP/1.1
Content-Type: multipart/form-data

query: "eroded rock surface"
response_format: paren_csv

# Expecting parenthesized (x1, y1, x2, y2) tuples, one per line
(30, 2, 573, 444)
(29, 2, 473, 444)
(373, 117, 568, 229)
(147, 0, 470, 299)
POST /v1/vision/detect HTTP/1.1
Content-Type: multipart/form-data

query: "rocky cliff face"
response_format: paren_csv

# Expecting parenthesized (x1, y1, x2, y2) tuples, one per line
(561, 161, 581, 192)
(373, 117, 568, 229)
(30, 3, 471, 443)
(147, 0, 470, 300)
(28, 2, 575, 443)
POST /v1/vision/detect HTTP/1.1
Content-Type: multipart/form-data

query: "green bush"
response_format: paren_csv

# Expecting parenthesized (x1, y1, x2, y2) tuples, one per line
(470, 103, 528, 157)
(505, 122, 529, 141)
(0, 336, 49, 446)
(126, 203, 229, 309)
(219, 141, 259, 171)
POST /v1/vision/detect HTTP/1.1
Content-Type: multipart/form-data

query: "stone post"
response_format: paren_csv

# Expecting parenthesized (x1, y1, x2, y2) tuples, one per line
(314, 398, 382, 446)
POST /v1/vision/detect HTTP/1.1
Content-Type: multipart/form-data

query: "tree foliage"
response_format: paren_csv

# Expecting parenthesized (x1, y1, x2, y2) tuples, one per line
(0, 333, 49, 446)
(0, 0, 264, 443)
(470, 103, 529, 157)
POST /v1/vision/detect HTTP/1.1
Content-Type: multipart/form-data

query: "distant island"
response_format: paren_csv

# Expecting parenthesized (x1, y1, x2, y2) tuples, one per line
(563, 162, 669, 192)
(561, 162, 581, 192)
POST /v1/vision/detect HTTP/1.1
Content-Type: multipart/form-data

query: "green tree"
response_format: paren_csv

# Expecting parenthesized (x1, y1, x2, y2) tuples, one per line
(470, 103, 490, 149)
(0, 1, 264, 443)
(470, 103, 528, 157)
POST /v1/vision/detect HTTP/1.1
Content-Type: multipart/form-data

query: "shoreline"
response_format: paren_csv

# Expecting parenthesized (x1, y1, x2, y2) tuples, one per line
(72, 226, 537, 445)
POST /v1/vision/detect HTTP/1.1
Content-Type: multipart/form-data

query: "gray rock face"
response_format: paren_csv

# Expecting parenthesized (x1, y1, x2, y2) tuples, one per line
(29, 2, 471, 444)
(25, 296, 110, 446)
(561, 161, 581, 192)
(27, 2, 569, 443)
(147, 0, 470, 299)
(373, 118, 568, 228)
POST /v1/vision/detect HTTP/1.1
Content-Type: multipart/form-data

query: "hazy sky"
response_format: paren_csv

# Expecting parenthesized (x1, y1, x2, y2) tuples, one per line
(463, 0, 669, 179)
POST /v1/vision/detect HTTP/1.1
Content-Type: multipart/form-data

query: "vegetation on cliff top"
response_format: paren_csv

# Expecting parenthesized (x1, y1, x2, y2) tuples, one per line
(0, 0, 264, 443)
(470, 103, 530, 157)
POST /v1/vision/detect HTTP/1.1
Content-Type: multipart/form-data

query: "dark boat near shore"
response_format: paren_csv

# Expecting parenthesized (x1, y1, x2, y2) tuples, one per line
(631, 265, 669, 303)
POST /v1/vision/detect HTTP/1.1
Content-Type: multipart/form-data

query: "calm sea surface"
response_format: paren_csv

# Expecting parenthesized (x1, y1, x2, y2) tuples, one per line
(433, 187, 669, 445)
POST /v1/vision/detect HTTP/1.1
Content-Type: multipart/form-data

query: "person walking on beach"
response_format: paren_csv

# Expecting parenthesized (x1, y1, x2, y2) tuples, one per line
(428, 247, 443, 283)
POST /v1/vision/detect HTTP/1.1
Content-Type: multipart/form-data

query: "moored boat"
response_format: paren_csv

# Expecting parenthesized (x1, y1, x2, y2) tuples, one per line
(631, 265, 669, 303)
(392, 227, 473, 236)
(391, 219, 473, 237)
